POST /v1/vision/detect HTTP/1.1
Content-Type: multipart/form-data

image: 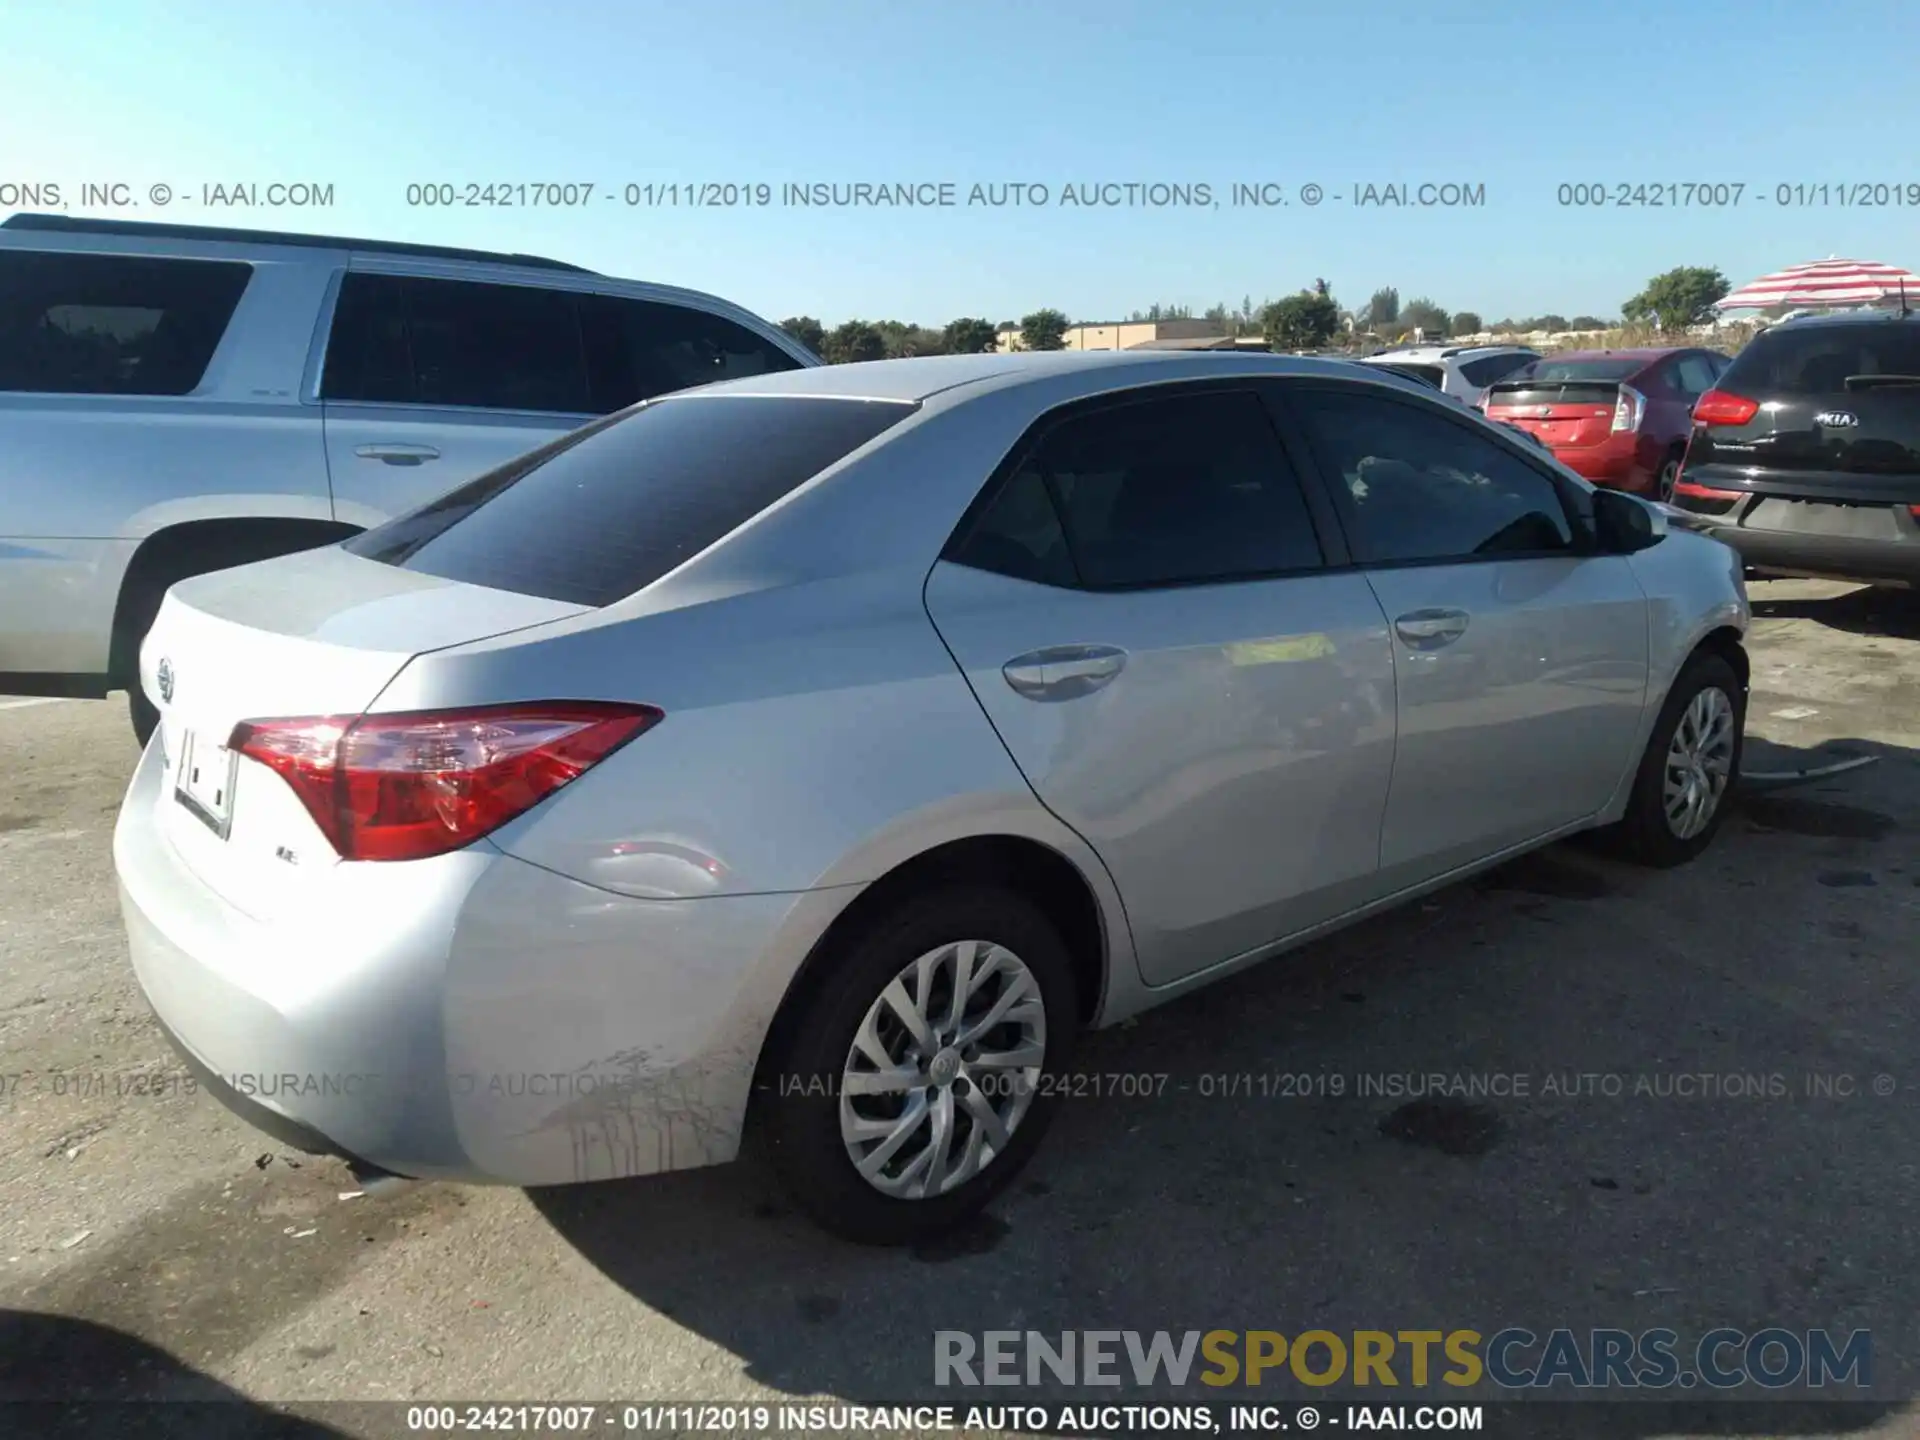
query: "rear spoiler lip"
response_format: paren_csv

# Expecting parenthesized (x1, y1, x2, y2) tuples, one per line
(1486, 378, 1626, 396)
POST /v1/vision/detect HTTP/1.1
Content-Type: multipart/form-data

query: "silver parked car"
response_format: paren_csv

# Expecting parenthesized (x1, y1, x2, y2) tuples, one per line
(0, 213, 817, 741)
(114, 351, 1750, 1245)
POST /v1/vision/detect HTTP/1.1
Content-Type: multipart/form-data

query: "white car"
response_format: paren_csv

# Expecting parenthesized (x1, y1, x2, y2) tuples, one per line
(1353, 344, 1539, 405)
(0, 213, 819, 741)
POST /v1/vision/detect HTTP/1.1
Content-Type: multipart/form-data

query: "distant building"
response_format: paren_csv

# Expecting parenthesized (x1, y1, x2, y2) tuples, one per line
(997, 318, 1226, 352)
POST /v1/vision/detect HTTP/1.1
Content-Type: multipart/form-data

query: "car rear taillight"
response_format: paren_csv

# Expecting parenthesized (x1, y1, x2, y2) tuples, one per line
(1611, 384, 1646, 433)
(230, 701, 662, 862)
(1692, 389, 1760, 427)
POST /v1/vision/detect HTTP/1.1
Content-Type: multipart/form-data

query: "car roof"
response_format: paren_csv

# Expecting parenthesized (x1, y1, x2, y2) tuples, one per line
(680, 349, 1419, 405)
(1763, 308, 1920, 332)
(1532, 347, 1689, 364)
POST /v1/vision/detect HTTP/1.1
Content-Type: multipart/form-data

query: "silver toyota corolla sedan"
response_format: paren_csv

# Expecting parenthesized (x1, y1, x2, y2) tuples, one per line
(114, 350, 1750, 1245)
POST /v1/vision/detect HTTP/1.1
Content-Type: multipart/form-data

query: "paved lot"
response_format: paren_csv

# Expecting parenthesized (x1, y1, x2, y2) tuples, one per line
(2, 579, 1918, 1439)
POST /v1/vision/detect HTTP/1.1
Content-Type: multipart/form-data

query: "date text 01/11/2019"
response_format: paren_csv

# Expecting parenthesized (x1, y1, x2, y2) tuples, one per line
(1557, 181, 1920, 207)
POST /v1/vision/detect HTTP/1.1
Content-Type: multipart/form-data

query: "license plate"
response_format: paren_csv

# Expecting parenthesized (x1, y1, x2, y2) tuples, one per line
(174, 728, 239, 839)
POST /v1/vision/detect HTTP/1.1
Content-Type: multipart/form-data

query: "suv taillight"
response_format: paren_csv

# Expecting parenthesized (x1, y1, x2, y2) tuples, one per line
(1692, 388, 1760, 427)
(1611, 384, 1646, 433)
(230, 701, 662, 862)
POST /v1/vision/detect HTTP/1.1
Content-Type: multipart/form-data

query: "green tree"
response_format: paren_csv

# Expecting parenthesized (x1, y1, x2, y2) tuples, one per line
(1262, 291, 1341, 350)
(1450, 310, 1483, 336)
(779, 316, 826, 354)
(1569, 314, 1612, 330)
(1020, 308, 1071, 351)
(1535, 313, 1570, 333)
(1400, 297, 1451, 338)
(1365, 286, 1401, 330)
(824, 320, 886, 364)
(1622, 267, 1731, 332)
(943, 317, 999, 354)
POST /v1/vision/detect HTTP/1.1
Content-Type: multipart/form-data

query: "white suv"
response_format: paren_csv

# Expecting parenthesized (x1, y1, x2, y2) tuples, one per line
(1352, 344, 1539, 405)
(0, 213, 819, 739)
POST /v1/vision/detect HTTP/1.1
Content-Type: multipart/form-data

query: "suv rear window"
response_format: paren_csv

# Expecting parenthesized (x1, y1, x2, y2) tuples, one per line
(345, 395, 916, 606)
(1457, 352, 1534, 386)
(0, 251, 252, 395)
(1721, 321, 1920, 394)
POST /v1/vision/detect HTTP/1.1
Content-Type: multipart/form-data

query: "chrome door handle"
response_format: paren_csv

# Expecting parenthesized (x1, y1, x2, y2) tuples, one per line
(1002, 644, 1128, 701)
(1394, 608, 1470, 648)
(355, 444, 441, 465)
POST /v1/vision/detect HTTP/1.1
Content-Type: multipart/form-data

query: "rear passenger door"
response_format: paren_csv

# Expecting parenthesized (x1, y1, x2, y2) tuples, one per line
(924, 383, 1399, 986)
(319, 269, 597, 526)
(1275, 382, 1650, 886)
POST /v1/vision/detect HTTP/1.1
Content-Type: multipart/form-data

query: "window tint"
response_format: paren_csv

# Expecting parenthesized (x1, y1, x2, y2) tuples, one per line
(0, 251, 251, 395)
(1673, 354, 1718, 395)
(320, 272, 412, 403)
(1373, 362, 1444, 389)
(321, 273, 590, 413)
(404, 276, 589, 412)
(949, 466, 1078, 586)
(1721, 322, 1920, 395)
(1457, 352, 1533, 387)
(580, 295, 800, 411)
(345, 395, 914, 606)
(1296, 389, 1574, 565)
(1004, 388, 1323, 588)
(1514, 357, 1643, 383)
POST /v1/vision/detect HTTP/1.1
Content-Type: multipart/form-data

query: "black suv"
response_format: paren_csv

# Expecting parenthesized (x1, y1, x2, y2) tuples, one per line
(1672, 311, 1920, 585)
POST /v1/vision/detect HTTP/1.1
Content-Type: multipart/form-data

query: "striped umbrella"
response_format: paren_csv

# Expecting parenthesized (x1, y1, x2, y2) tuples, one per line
(1715, 257, 1919, 312)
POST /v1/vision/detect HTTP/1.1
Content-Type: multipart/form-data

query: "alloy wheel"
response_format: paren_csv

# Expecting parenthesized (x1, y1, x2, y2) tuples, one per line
(839, 939, 1047, 1199)
(1663, 685, 1736, 839)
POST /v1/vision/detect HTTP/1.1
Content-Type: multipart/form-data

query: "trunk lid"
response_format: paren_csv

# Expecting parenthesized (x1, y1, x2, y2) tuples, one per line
(1482, 378, 1622, 448)
(137, 543, 590, 916)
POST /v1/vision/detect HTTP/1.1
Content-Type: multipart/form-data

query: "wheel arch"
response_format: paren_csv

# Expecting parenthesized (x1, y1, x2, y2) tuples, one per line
(750, 833, 1114, 1104)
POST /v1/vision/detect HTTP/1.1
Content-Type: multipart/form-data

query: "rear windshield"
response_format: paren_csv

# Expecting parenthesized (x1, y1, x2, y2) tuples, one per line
(1503, 358, 1641, 384)
(345, 395, 916, 606)
(1372, 362, 1443, 387)
(1721, 322, 1920, 395)
(0, 250, 253, 395)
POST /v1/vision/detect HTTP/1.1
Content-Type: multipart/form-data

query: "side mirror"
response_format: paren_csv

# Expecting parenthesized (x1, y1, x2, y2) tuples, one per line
(1592, 487, 1667, 553)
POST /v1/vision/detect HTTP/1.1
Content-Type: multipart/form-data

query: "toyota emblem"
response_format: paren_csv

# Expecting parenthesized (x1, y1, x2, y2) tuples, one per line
(156, 657, 175, 705)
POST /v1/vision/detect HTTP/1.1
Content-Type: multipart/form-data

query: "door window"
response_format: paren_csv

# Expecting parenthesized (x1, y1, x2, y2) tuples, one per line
(951, 388, 1325, 588)
(322, 272, 592, 413)
(1294, 389, 1575, 565)
(579, 295, 801, 411)
(0, 250, 251, 395)
(1673, 355, 1718, 395)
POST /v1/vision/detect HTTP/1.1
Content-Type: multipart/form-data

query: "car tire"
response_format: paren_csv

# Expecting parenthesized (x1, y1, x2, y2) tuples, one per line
(763, 884, 1079, 1246)
(1596, 650, 1745, 868)
(1656, 452, 1683, 503)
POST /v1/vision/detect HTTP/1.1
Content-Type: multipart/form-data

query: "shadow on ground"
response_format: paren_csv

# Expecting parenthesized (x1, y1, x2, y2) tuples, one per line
(0, 1309, 352, 1437)
(1749, 584, 1920, 640)
(532, 734, 1920, 1436)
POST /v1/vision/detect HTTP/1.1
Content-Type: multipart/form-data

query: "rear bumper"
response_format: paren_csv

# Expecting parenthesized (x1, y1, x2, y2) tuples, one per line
(113, 734, 840, 1186)
(1688, 524, 1920, 585)
(1674, 487, 1920, 585)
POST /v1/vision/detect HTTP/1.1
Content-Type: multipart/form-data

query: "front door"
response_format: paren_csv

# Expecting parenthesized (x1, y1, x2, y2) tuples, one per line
(1279, 381, 1650, 886)
(925, 384, 1397, 986)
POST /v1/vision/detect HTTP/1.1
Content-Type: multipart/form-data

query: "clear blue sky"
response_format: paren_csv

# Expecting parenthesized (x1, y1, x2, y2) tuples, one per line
(7, 0, 1919, 327)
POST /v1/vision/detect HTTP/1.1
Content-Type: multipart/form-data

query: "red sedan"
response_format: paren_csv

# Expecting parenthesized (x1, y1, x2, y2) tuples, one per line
(1478, 347, 1730, 501)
